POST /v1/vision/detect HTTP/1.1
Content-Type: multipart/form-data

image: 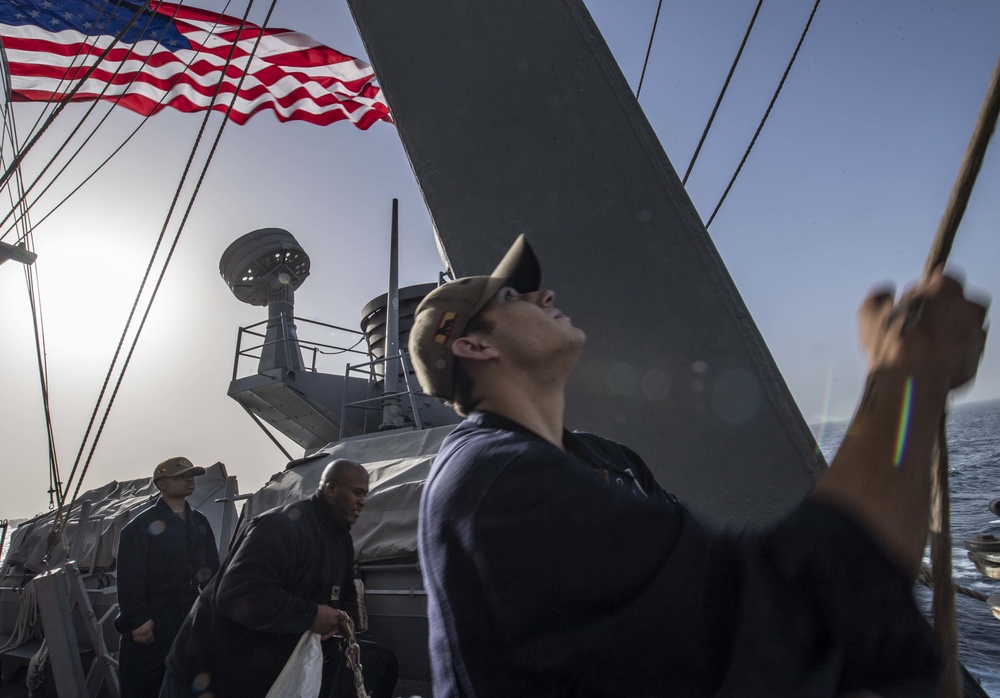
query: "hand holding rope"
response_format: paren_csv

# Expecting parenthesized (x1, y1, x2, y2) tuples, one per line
(921, 49, 1000, 698)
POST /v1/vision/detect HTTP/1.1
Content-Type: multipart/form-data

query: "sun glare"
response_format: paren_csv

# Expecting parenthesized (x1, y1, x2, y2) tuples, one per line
(25, 221, 186, 371)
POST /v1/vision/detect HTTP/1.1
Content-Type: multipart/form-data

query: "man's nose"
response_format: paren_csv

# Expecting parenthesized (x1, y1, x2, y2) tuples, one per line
(531, 289, 555, 307)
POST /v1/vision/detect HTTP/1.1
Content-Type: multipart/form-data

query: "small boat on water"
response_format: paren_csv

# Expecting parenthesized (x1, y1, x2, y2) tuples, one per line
(990, 595, 1000, 623)
(963, 533, 1000, 555)
(967, 551, 1000, 581)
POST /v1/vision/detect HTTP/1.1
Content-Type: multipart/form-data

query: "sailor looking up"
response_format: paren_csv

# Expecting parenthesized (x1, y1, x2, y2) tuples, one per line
(408, 234, 988, 697)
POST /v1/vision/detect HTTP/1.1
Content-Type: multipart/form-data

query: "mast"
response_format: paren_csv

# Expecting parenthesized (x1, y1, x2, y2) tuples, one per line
(346, 0, 822, 526)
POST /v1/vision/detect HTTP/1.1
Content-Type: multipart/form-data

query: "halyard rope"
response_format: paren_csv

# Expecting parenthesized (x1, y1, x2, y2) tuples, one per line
(342, 614, 371, 698)
(25, 639, 48, 695)
(0, 580, 40, 652)
(922, 50, 1000, 698)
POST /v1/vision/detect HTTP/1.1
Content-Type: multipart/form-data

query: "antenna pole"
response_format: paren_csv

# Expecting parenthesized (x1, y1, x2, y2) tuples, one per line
(381, 199, 402, 429)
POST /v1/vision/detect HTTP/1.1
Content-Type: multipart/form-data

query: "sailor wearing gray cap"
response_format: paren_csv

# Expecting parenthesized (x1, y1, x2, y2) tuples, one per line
(408, 235, 987, 696)
(114, 457, 219, 698)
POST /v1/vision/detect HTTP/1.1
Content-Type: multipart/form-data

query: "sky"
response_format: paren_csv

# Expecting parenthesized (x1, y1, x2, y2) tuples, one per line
(1, 0, 998, 520)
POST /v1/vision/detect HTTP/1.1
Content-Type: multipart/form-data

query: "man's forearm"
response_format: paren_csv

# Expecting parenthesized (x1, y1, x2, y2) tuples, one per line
(812, 272, 987, 579)
(812, 366, 948, 578)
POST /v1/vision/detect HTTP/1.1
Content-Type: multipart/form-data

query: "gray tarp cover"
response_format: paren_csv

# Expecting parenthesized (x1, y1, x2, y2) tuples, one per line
(240, 426, 454, 563)
(3, 425, 451, 577)
(1, 463, 231, 578)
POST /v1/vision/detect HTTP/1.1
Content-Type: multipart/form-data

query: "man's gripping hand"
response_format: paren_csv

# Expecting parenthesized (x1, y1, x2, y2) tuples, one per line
(858, 270, 988, 393)
(310, 604, 352, 641)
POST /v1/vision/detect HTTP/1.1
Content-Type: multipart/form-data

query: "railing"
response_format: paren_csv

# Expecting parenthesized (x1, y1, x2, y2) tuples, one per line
(231, 314, 437, 441)
(339, 350, 427, 439)
(231, 315, 370, 381)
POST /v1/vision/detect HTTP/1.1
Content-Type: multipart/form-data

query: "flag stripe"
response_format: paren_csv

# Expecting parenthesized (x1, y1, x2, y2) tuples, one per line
(0, 0, 392, 129)
(9, 68, 388, 116)
(1, 33, 377, 81)
(3, 40, 382, 94)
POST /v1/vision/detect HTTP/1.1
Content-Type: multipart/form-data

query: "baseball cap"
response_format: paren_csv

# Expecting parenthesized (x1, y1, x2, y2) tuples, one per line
(408, 234, 541, 401)
(153, 456, 206, 482)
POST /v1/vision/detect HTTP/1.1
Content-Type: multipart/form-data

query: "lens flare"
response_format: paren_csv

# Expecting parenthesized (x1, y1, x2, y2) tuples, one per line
(814, 364, 834, 456)
(892, 376, 914, 467)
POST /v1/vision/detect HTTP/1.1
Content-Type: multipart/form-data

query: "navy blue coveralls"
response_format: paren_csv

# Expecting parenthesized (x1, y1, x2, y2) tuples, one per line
(115, 497, 219, 698)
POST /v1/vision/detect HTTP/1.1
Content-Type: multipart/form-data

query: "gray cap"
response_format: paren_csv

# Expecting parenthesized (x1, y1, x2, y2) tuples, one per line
(408, 235, 541, 400)
(152, 456, 206, 482)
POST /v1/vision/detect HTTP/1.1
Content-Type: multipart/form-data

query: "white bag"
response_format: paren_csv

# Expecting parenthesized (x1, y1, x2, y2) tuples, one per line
(264, 630, 324, 697)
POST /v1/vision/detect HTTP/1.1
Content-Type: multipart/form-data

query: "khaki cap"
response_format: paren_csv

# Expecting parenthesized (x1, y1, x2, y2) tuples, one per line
(408, 235, 540, 401)
(153, 456, 206, 482)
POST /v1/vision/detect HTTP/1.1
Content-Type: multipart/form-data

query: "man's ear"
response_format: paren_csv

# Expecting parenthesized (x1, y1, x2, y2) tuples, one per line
(452, 335, 498, 362)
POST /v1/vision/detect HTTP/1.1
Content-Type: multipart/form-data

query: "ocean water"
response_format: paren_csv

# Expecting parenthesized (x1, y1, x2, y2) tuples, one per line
(814, 398, 1000, 697)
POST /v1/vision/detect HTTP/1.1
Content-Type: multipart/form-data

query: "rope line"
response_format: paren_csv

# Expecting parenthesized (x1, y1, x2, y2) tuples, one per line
(342, 614, 371, 698)
(705, 0, 821, 228)
(921, 49, 1000, 698)
(2, 1, 234, 245)
(1, 102, 63, 508)
(918, 563, 990, 603)
(0, 1, 227, 515)
(54, 0, 263, 540)
(5, 0, 120, 160)
(682, 0, 764, 186)
(24, 251, 63, 509)
(0, 2, 167, 237)
(26, 639, 48, 692)
(0, 581, 41, 652)
(0, 0, 117, 180)
(635, 0, 664, 100)
(0, 0, 155, 193)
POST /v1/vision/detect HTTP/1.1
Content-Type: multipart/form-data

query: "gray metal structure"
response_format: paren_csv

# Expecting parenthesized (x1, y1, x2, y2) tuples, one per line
(347, 0, 824, 526)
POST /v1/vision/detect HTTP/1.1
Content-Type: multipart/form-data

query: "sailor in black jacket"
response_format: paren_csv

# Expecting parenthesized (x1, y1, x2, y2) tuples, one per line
(163, 459, 369, 698)
(115, 456, 220, 698)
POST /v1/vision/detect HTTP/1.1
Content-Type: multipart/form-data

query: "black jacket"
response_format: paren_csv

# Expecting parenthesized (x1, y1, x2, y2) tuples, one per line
(167, 492, 359, 698)
(114, 497, 219, 634)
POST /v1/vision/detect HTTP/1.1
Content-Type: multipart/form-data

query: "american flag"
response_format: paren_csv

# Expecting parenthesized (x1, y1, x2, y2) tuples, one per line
(0, 0, 392, 128)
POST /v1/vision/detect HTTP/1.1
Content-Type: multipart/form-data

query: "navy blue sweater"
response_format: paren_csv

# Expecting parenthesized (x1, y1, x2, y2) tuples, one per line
(115, 497, 219, 634)
(418, 411, 939, 697)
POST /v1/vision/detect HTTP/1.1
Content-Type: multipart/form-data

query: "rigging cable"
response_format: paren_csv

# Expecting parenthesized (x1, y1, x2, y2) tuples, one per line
(0, 0, 155, 193)
(4, 0, 121, 172)
(682, 0, 763, 186)
(22, 237, 63, 510)
(635, 0, 663, 100)
(56, 0, 281, 537)
(0, 4, 172, 239)
(704, 0, 821, 229)
(0, 0, 219, 511)
(2, 1, 235, 244)
(57, 0, 253, 523)
(0, 65, 64, 510)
